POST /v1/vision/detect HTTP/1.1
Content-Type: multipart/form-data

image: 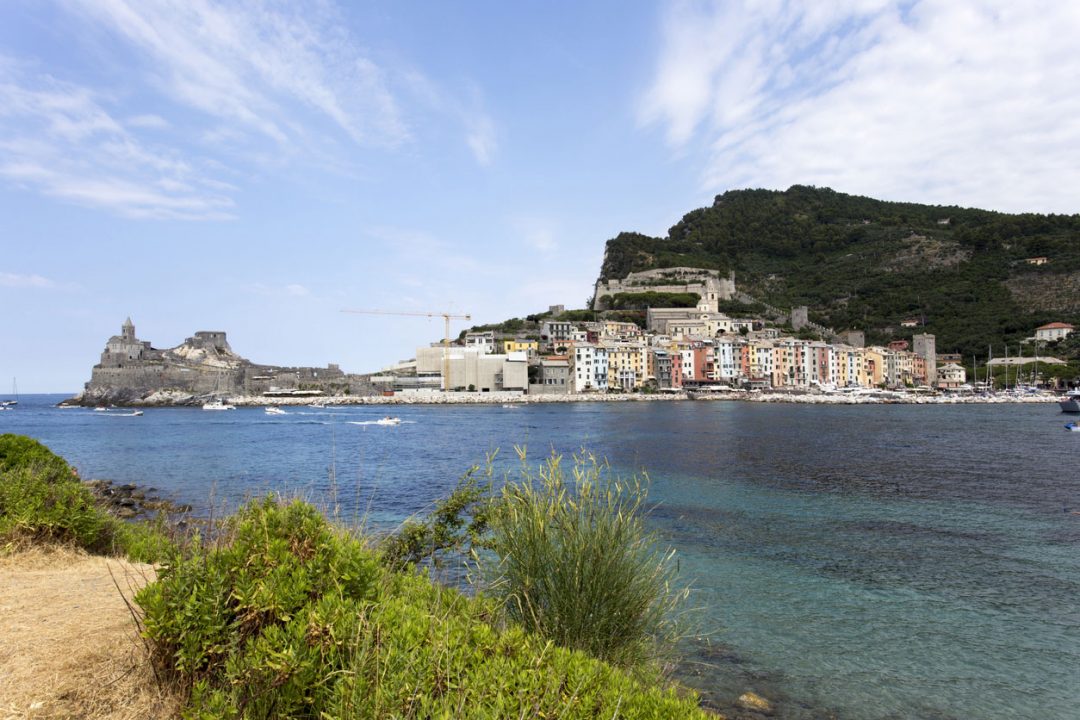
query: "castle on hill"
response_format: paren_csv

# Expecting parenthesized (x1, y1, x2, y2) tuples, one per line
(79, 318, 376, 405)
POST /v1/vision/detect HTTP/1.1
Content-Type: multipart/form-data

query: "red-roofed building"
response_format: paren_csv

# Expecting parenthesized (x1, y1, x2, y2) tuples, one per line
(1036, 322, 1074, 342)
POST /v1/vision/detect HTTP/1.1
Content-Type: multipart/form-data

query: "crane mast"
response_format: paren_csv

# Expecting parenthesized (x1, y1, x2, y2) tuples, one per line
(341, 309, 472, 390)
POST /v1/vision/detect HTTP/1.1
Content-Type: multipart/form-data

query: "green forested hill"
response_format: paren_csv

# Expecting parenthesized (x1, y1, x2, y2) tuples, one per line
(598, 186, 1080, 359)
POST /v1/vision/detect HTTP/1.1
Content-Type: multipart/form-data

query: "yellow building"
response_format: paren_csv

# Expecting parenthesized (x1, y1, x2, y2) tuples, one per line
(863, 347, 886, 387)
(501, 339, 538, 356)
(605, 343, 647, 390)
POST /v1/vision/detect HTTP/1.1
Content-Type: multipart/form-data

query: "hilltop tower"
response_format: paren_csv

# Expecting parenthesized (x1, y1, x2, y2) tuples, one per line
(122, 317, 135, 341)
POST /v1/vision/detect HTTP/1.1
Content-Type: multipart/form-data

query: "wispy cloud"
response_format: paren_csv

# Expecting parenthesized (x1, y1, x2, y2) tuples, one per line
(0, 66, 233, 219)
(0, 271, 57, 289)
(403, 73, 498, 166)
(126, 113, 169, 129)
(642, 0, 1080, 213)
(511, 216, 559, 254)
(65, 0, 408, 149)
(245, 282, 313, 298)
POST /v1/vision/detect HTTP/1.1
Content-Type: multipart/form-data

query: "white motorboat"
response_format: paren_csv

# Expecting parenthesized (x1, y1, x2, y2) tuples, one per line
(375, 416, 401, 426)
(94, 406, 108, 412)
(1058, 390, 1080, 413)
(202, 398, 236, 411)
(265, 406, 287, 415)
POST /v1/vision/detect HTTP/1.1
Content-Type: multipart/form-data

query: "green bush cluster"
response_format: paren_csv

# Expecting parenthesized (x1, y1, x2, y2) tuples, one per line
(0, 434, 174, 560)
(138, 496, 707, 719)
(0, 434, 113, 551)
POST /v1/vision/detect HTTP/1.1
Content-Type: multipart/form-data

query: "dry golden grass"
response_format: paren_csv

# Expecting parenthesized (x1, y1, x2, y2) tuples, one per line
(0, 546, 180, 720)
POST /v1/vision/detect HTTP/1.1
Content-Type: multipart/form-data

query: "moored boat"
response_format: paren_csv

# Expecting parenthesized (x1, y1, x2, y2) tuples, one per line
(1058, 390, 1080, 413)
(202, 398, 236, 411)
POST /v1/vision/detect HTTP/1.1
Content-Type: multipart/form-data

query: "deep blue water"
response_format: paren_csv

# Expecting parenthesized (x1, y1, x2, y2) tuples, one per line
(3, 394, 1079, 719)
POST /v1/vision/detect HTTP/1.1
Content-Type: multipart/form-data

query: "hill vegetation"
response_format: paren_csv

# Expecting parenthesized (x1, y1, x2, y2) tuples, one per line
(598, 186, 1080, 361)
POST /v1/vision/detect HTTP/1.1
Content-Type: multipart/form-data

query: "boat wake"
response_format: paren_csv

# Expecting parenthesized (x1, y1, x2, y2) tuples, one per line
(346, 419, 415, 427)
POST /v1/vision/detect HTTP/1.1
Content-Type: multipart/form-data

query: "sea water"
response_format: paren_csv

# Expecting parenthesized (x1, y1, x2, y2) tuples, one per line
(4, 396, 1078, 719)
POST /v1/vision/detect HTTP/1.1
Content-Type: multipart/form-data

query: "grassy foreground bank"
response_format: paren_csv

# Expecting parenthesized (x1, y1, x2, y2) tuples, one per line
(0, 434, 712, 719)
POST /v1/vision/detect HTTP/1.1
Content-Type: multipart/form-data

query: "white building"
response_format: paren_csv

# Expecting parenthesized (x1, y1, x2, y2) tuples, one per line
(464, 331, 495, 355)
(572, 344, 609, 392)
(1035, 322, 1074, 342)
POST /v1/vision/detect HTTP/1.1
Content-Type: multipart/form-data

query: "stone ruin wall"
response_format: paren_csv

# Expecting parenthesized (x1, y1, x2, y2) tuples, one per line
(593, 268, 736, 310)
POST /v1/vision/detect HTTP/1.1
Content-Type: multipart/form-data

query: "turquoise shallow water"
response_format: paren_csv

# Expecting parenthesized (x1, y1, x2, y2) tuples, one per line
(4, 396, 1079, 719)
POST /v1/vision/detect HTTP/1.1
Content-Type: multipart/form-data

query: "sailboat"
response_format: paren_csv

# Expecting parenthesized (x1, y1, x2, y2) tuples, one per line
(0, 378, 17, 408)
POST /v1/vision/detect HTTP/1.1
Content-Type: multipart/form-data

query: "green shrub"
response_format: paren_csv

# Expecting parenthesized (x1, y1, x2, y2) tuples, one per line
(0, 465, 112, 551)
(483, 451, 688, 672)
(138, 496, 707, 719)
(0, 434, 176, 561)
(0, 433, 73, 481)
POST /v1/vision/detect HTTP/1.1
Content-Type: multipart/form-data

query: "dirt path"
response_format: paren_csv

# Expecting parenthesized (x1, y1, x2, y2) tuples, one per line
(0, 547, 178, 720)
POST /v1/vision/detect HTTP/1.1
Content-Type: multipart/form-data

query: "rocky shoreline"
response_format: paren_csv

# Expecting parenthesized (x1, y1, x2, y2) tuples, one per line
(63, 387, 1061, 408)
(83, 479, 192, 519)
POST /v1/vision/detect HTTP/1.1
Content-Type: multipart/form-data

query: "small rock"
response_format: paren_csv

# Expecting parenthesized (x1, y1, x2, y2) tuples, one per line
(116, 506, 139, 519)
(736, 691, 773, 714)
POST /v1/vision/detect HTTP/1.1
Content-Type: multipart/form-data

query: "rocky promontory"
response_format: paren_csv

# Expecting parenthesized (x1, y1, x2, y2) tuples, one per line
(68, 317, 378, 406)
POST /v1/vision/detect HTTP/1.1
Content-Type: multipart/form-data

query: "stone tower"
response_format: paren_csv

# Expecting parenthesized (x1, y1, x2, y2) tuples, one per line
(913, 333, 937, 387)
(122, 317, 135, 341)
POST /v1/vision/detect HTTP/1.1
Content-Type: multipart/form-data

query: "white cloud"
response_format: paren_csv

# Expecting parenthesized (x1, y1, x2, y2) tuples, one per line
(0, 67, 234, 219)
(285, 284, 309, 297)
(642, 0, 1080, 213)
(0, 272, 56, 289)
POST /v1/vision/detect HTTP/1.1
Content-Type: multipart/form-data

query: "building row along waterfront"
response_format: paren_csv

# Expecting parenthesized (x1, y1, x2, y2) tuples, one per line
(400, 313, 950, 396)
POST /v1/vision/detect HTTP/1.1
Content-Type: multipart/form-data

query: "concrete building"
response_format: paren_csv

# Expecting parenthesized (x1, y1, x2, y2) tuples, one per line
(529, 357, 571, 395)
(416, 347, 527, 392)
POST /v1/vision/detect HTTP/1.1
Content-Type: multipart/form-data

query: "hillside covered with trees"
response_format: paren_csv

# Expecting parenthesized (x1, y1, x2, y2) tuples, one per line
(598, 186, 1080, 360)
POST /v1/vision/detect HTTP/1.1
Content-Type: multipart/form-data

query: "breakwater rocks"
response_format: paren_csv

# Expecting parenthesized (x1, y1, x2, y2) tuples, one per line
(64, 388, 1060, 408)
(83, 479, 191, 519)
(227, 390, 1059, 407)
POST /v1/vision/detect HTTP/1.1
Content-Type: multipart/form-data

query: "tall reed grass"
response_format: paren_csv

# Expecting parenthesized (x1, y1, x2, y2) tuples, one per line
(484, 450, 689, 673)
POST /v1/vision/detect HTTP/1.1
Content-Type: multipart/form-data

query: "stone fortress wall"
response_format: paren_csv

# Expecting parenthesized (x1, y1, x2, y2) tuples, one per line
(593, 267, 736, 310)
(82, 318, 378, 403)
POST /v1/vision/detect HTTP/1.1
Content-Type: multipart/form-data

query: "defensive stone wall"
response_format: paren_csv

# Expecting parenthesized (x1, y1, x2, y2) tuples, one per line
(593, 268, 736, 310)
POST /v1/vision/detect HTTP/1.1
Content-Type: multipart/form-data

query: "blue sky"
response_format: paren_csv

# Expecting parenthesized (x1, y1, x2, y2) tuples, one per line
(3, 1, 1079, 392)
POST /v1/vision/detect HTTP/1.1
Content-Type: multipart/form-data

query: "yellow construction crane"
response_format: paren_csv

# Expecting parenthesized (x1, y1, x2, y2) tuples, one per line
(341, 309, 472, 390)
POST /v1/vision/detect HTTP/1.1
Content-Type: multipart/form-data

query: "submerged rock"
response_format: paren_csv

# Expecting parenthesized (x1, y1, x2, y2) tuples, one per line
(736, 692, 773, 715)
